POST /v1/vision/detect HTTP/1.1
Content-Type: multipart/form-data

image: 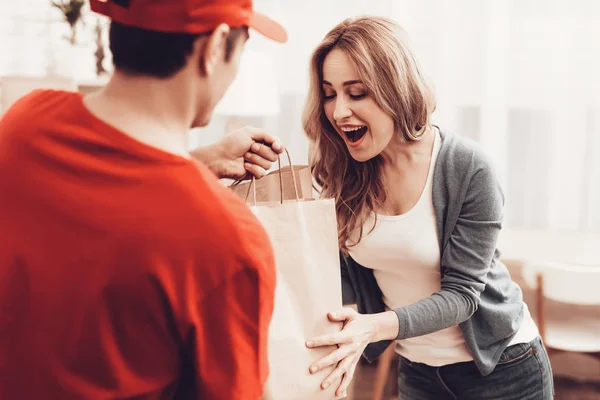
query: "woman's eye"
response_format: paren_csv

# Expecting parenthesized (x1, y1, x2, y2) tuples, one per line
(349, 93, 367, 100)
(323, 93, 336, 100)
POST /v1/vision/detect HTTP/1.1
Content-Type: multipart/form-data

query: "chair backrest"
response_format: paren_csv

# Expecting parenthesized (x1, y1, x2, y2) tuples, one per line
(0, 75, 76, 114)
(522, 262, 600, 305)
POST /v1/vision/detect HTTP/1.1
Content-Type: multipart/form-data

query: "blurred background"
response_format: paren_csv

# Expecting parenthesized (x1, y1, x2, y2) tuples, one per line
(1, 0, 599, 398)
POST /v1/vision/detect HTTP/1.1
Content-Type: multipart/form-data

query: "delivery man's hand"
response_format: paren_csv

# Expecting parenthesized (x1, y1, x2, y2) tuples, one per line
(192, 126, 284, 180)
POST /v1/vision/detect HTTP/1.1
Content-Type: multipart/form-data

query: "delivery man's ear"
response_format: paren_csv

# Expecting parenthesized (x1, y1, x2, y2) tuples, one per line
(197, 23, 231, 76)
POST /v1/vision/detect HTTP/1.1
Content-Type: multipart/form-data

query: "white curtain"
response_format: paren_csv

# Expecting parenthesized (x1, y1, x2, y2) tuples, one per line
(2, 0, 599, 234)
(197, 0, 599, 235)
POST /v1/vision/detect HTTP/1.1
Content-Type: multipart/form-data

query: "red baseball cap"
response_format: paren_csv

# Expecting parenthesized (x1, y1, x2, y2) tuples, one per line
(90, 0, 287, 43)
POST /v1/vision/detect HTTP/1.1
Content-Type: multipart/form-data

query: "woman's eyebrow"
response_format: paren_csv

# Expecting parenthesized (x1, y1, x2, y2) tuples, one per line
(322, 80, 363, 86)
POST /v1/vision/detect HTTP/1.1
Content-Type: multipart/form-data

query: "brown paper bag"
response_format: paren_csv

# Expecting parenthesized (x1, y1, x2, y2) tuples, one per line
(243, 152, 343, 400)
(231, 165, 314, 202)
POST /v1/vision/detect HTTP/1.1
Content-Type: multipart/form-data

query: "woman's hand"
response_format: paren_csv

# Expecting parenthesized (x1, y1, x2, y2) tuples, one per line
(305, 309, 399, 398)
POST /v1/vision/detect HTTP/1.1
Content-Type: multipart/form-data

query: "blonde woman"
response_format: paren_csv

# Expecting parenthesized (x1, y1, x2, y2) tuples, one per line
(303, 17, 553, 399)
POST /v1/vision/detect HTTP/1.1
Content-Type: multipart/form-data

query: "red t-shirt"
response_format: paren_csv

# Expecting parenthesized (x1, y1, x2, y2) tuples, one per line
(0, 90, 276, 399)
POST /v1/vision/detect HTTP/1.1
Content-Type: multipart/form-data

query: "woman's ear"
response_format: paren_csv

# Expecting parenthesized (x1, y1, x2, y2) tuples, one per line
(198, 23, 230, 76)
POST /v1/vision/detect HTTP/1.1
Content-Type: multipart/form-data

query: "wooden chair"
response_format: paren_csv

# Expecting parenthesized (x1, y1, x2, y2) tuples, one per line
(522, 262, 600, 365)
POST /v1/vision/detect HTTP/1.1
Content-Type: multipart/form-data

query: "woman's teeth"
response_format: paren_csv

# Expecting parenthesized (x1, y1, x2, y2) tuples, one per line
(341, 126, 368, 143)
(341, 126, 365, 132)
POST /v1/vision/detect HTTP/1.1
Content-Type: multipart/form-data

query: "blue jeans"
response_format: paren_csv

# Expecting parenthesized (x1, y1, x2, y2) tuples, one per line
(397, 337, 554, 399)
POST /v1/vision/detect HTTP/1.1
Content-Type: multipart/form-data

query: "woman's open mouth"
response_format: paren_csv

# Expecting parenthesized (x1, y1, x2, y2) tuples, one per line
(340, 125, 367, 148)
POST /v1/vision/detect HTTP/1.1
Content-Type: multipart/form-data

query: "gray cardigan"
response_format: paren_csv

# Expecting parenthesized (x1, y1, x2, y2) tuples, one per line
(341, 128, 525, 376)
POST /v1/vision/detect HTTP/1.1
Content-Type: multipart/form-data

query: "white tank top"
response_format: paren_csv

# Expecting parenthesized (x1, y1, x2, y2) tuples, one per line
(348, 130, 538, 366)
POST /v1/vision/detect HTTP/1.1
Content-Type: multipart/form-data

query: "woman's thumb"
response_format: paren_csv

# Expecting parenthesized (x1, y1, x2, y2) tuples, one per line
(328, 308, 355, 322)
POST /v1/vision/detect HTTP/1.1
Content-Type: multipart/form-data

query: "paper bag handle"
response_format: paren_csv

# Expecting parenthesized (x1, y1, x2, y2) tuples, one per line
(231, 148, 300, 205)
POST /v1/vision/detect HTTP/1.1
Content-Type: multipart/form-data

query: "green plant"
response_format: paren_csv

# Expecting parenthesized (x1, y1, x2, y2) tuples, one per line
(52, 0, 86, 44)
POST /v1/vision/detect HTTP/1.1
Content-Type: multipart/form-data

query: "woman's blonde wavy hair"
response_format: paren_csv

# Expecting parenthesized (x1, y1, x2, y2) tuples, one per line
(303, 16, 436, 253)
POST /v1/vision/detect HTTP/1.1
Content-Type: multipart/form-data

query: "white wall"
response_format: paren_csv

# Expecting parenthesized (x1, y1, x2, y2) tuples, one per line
(0, 0, 107, 80)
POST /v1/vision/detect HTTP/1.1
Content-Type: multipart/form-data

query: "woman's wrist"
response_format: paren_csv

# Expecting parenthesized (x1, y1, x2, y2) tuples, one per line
(370, 311, 400, 342)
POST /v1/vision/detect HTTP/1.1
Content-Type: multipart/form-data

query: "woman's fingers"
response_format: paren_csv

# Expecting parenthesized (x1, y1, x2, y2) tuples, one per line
(327, 308, 357, 322)
(306, 309, 374, 397)
(309, 342, 358, 374)
(335, 354, 360, 397)
(319, 355, 354, 391)
(307, 309, 358, 348)
(306, 331, 353, 349)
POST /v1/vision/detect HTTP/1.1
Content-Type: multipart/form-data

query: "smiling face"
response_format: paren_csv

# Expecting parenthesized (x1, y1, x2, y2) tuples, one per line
(321, 48, 397, 162)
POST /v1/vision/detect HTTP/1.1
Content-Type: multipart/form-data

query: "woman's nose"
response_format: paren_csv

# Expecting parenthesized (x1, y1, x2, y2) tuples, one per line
(333, 97, 352, 121)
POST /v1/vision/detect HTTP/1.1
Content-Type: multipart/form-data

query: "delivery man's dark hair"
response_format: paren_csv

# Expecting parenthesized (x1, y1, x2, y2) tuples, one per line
(109, 21, 248, 78)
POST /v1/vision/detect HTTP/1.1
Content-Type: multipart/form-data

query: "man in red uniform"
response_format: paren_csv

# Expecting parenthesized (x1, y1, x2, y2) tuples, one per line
(0, 0, 287, 398)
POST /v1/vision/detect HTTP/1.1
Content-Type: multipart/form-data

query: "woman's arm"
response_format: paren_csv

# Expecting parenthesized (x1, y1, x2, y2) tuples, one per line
(394, 159, 504, 339)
